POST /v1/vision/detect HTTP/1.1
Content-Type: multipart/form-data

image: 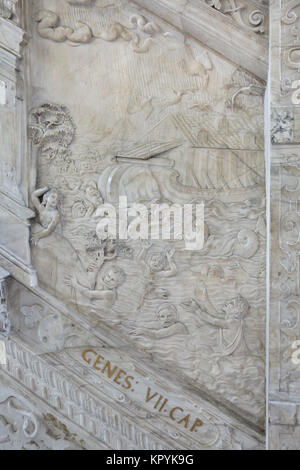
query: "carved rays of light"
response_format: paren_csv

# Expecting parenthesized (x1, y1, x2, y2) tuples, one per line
(182, 42, 213, 79)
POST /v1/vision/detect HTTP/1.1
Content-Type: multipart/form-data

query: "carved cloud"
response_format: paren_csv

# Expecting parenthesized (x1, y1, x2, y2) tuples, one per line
(36, 10, 92, 44)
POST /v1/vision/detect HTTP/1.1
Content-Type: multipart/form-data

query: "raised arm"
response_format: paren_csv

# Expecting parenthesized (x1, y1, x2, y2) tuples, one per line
(131, 322, 186, 339)
(137, 240, 152, 262)
(182, 298, 228, 329)
(31, 187, 49, 212)
(194, 282, 218, 315)
(158, 249, 177, 278)
(150, 323, 186, 338)
(194, 306, 229, 329)
(74, 279, 111, 301)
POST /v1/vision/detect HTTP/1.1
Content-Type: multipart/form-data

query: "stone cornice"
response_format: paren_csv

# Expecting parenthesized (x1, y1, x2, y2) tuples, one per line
(133, 0, 268, 80)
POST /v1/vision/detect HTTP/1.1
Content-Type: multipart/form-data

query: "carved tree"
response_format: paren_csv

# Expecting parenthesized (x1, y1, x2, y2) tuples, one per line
(29, 103, 76, 164)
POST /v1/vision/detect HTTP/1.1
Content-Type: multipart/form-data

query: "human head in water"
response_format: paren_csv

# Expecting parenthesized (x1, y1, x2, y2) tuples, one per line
(156, 304, 178, 328)
(101, 265, 126, 290)
(147, 252, 166, 273)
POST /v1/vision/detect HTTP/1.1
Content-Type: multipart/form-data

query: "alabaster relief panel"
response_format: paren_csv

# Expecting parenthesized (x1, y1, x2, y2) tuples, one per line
(28, 0, 266, 427)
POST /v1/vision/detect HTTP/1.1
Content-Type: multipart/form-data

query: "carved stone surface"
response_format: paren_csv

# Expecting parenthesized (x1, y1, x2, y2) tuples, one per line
(6, 0, 300, 452)
(24, 0, 267, 436)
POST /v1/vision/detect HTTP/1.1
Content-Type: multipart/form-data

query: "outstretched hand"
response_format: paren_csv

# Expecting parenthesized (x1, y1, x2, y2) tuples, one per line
(181, 298, 198, 312)
(129, 327, 145, 337)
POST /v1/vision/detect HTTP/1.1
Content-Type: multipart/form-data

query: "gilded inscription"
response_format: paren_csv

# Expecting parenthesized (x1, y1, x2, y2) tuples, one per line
(82, 349, 203, 433)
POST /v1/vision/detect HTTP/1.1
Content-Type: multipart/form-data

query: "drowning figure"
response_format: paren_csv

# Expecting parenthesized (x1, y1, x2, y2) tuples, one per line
(85, 238, 118, 290)
(31, 187, 60, 246)
(140, 244, 177, 278)
(67, 265, 126, 314)
(131, 304, 188, 339)
(83, 181, 103, 214)
(31, 186, 86, 298)
(145, 250, 177, 278)
(182, 283, 250, 357)
(137, 243, 177, 310)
